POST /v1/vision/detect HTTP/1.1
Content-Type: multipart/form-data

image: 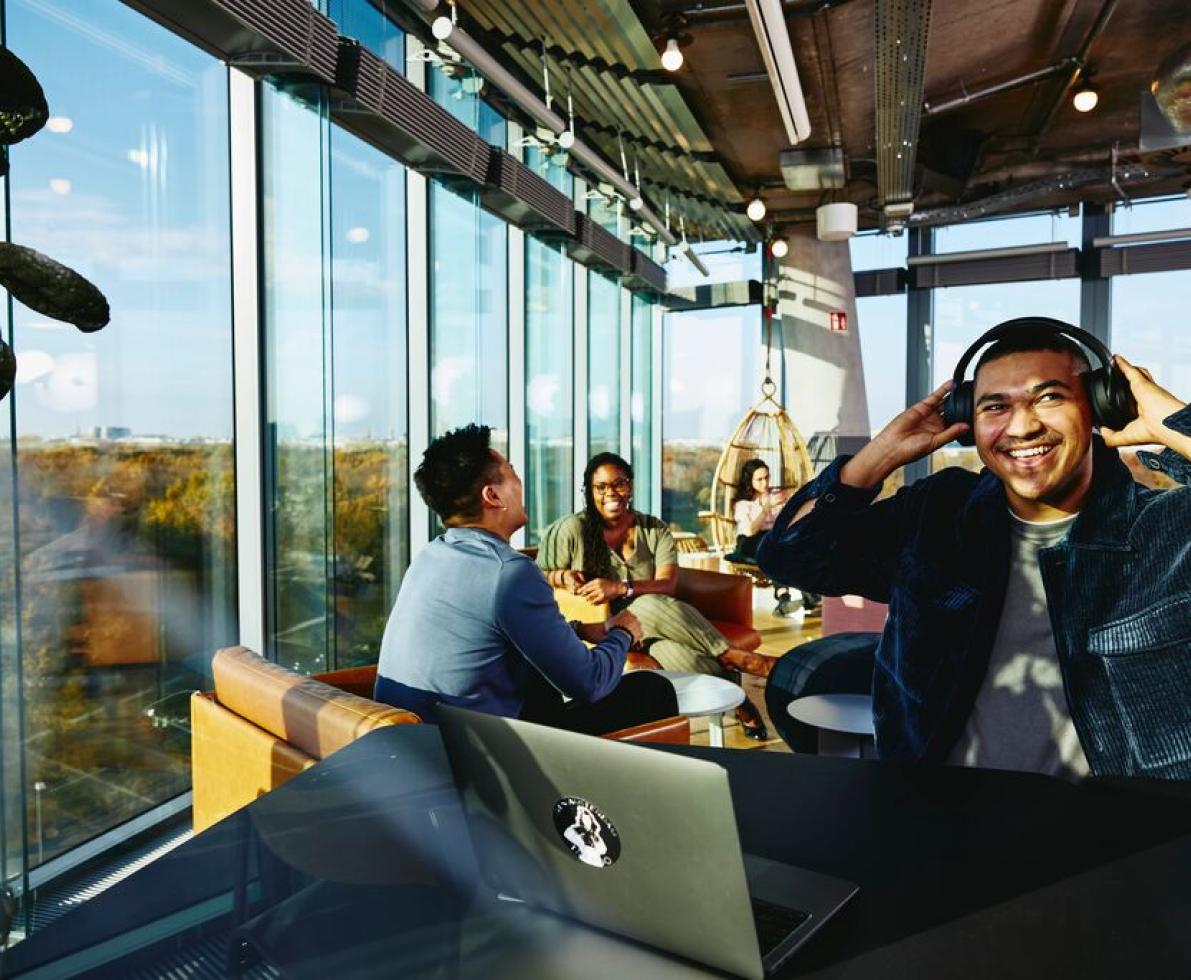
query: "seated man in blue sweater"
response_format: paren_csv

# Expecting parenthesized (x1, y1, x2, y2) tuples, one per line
(374, 423, 677, 734)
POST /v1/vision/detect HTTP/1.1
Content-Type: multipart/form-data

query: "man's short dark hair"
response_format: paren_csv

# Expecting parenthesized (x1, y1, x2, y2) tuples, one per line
(414, 423, 501, 523)
(974, 325, 1091, 382)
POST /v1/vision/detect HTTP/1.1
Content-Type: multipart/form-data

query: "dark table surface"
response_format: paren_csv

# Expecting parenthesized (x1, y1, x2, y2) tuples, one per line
(7, 725, 1191, 979)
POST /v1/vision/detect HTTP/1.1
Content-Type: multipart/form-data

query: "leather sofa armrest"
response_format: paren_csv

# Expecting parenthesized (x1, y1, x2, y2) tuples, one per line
(603, 715, 690, 745)
(675, 567, 753, 627)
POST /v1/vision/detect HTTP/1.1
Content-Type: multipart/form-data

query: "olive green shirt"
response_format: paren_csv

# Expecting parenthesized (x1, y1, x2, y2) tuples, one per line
(536, 512, 678, 582)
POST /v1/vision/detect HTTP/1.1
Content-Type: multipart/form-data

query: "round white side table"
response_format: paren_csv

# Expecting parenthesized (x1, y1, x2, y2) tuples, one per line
(787, 693, 875, 758)
(656, 671, 746, 747)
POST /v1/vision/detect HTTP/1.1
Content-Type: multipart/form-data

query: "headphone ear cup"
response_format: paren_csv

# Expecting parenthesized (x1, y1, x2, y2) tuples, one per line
(1092, 364, 1139, 432)
(943, 381, 976, 446)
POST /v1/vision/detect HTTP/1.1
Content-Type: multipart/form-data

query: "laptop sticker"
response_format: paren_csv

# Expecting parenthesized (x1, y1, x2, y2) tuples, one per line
(552, 796, 621, 868)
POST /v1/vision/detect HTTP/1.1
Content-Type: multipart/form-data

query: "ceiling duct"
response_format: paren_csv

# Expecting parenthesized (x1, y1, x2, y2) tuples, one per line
(909, 164, 1157, 226)
(743, 0, 812, 145)
(779, 148, 846, 191)
(874, 0, 932, 220)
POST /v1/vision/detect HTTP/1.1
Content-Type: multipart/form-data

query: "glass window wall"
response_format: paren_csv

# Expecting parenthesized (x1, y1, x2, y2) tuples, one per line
(662, 307, 765, 532)
(260, 80, 410, 675)
(587, 272, 622, 459)
(328, 124, 408, 668)
(260, 81, 333, 676)
(849, 234, 908, 434)
(328, 0, 405, 72)
(3, 0, 236, 871)
(427, 72, 508, 466)
(631, 294, 655, 510)
(1108, 197, 1191, 488)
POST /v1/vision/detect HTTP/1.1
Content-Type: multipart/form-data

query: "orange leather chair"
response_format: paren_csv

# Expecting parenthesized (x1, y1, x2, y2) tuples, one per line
(554, 566, 764, 654)
(190, 647, 689, 833)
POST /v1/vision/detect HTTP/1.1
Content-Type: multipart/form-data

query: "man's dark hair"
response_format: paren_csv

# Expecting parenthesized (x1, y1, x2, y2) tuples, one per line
(973, 326, 1091, 381)
(414, 423, 501, 523)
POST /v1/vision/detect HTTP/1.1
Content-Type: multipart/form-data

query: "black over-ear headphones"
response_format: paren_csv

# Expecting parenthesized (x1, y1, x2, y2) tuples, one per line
(941, 316, 1137, 447)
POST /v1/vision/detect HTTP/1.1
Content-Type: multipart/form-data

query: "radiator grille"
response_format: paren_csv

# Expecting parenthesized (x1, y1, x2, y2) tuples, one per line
(625, 249, 666, 294)
(131, 0, 339, 84)
(334, 41, 488, 184)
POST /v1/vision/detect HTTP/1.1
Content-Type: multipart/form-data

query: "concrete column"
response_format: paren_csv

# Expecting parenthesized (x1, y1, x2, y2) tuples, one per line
(773, 226, 871, 459)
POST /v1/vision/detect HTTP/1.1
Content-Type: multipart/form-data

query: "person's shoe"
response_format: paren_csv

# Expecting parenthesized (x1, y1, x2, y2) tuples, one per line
(718, 648, 775, 678)
(736, 699, 769, 742)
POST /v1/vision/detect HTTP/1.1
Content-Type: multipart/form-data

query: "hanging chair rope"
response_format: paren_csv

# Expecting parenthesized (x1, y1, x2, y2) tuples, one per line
(699, 259, 815, 552)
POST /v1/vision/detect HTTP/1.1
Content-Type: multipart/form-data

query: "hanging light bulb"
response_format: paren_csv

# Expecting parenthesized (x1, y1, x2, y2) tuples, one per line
(770, 237, 789, 259)
(747, 196, 767, 222)
(661, 37, 684, 72)
(1072, 82, 1099, 112)
(432, 1, 456, 41)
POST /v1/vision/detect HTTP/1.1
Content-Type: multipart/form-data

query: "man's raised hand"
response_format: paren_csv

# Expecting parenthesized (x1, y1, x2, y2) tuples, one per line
(841, 381, 971, 489)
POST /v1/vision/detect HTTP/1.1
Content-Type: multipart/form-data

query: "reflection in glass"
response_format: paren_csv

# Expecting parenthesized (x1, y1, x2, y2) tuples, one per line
(428, 70, 508, 469)
(525, 236, 574, 543)
(630, 294, 654, 511)
(328, 0, 405, 72)
(5, 0, 236, 869)
(262, 84, 410, 675)
(429, 181, 508, 451)
(328, 126, 408, 668)
(261, 81, 333, 676)
(587, 272, 621, 459)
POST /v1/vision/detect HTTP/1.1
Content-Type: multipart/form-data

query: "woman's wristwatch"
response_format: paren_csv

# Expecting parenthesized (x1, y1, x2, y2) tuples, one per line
(622, 578, 634, 600)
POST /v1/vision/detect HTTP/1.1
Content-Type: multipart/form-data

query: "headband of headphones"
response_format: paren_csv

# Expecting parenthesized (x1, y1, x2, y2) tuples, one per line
(950, 317, 1112, 387)
(942, 316, 1137, 446)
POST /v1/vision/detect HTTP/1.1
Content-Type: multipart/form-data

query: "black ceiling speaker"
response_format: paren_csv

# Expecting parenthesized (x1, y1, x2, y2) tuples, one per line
(0, 339, 15, 402)
(0, 244, 111, 332)
(0, 47, 48, 146)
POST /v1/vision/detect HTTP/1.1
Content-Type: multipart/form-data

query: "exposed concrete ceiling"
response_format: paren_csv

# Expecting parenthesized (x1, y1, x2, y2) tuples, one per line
(430, 0, 1191, 238)
(629, 0, 1191, 231)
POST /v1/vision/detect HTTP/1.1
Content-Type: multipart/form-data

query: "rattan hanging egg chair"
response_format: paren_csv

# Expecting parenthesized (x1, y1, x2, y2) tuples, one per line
(698, 377, 815, 615)
(700, 377, 814, 550)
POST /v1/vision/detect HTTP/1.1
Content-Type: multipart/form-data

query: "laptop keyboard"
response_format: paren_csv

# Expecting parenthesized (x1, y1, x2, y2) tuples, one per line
(751, 897, 811, 956)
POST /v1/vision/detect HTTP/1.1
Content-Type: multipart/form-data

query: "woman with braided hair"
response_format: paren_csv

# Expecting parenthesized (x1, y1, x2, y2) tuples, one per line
(537, 452, 770, 740)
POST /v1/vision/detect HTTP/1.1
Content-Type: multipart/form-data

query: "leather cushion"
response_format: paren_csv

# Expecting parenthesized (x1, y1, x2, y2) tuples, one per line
(711, 620, 762, 652)
(212, 646, 420, 761)
(190, 691, 314, 833)
(603, 715, 690, 745)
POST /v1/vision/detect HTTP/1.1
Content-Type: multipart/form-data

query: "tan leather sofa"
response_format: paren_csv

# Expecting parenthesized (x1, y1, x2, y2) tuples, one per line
(191, 646, 690, 834)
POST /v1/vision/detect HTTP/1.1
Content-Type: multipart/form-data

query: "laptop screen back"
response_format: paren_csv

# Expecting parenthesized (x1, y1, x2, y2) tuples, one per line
(438, 706, 766, 979)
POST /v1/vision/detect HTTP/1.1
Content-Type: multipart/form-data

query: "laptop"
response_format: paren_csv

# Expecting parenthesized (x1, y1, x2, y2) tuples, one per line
(437, 705, 857, 979)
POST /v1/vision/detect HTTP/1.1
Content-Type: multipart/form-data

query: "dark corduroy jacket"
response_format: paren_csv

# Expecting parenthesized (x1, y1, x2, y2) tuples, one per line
(757, 408, 1191, 779)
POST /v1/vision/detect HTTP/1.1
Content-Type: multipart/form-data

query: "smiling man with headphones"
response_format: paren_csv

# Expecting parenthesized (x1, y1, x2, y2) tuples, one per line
(758, 317, 1191, 780)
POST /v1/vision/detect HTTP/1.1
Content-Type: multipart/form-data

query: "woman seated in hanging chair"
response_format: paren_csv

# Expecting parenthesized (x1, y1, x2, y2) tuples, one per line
(731, 458, 793, 562)
(537, 452, 771, 740)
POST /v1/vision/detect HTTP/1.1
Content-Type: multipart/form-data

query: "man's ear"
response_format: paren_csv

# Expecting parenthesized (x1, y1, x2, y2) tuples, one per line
(478, 482, 502, 510)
